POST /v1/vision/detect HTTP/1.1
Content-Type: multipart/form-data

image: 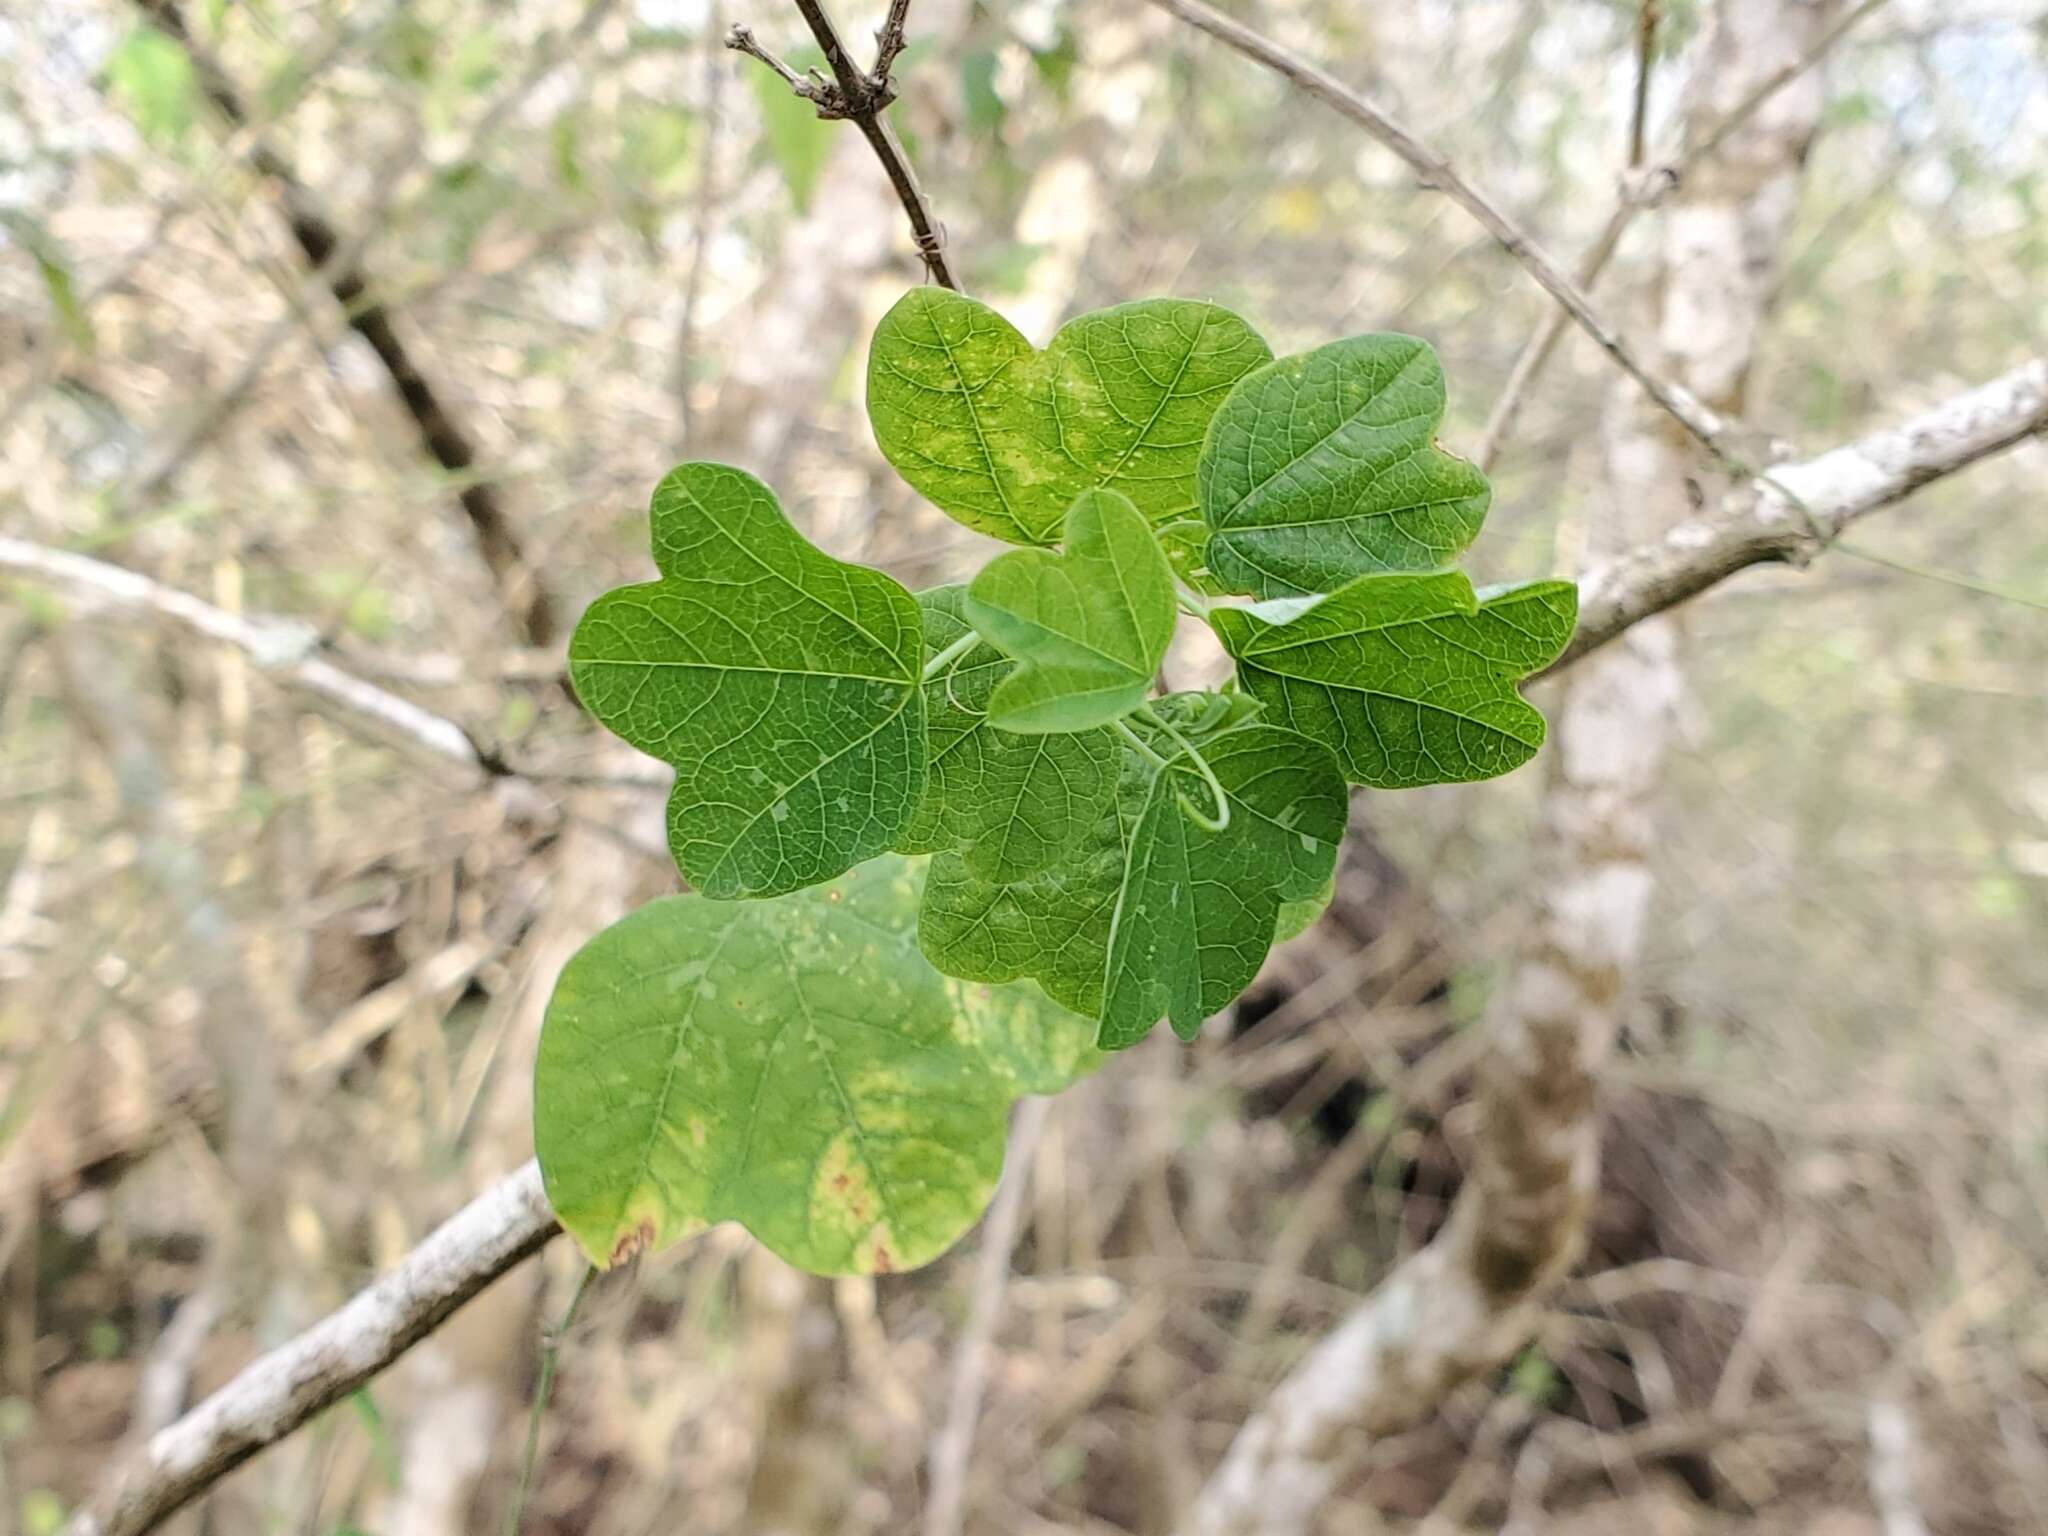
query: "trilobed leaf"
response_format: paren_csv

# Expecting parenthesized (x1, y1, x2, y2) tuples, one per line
(867, 288, 1272, 546)
(1210, 573, 1577, 788)
(898, 585, 1118, 881)
(1097, 704, 1349, 1047)
(1199, 333, 1491, 598)
(568, 463, 924, 898)
(918, 695, 1347, 1048)
(919, 747, 1150, 1021)
(535, 856, 1099, 1276)
(964, 490, 1177, 733)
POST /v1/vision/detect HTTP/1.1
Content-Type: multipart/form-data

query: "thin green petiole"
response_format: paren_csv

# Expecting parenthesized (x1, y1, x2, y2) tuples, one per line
(506, 1263, 596, 1536)
(921, 631, 979, 682)
(1131, 706, 1231, 834)
(1111, 716, 1169, 769)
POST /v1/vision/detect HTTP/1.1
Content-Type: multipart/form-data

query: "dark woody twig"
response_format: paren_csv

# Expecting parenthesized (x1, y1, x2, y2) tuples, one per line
(128, 0, 578, 645)
(727, 2, 959, 290)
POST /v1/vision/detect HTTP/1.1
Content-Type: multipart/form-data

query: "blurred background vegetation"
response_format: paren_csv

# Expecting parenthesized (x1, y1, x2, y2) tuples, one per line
(2, 1, 2045, 1532)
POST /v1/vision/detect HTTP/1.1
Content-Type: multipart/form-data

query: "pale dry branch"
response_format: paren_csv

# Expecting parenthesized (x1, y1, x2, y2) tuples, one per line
(0, 534, 673, 846)
(1867, 1397, 1933, 1536)
(1175, 351, 2045, 1536)
(924, 1098, 1052, 1536)
(1476, 0, 1894, 469)
(1, 535, 487, 776)
(1143, 0, 1734, 458)
(63, 1163, 559, 1536)
(1560, 356, 2048, 668)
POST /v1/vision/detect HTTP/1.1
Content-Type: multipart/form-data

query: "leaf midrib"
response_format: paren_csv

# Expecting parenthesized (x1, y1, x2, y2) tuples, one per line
(1213, 342, 1436, 526)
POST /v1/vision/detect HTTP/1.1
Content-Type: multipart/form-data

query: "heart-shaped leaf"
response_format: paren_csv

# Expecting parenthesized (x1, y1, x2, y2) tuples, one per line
(1210, 573, 1577, 788)
(867, 288, 1273, 547)
(1198, 333, 1491, 599)
(918, 695, 1347, 1048)
(897, 585, 1119, 881)
(569, 463, 924, 899)
(535, 855, 1100, 1276)
(964, 489, 1177, 733)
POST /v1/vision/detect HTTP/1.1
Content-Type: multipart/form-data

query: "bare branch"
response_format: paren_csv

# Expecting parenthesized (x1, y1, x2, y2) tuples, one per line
(726, 24, 833, 106)
(1628, 1, 1658, 169)
(63, 1164, 559, 1536)
(1144, 0, 1733, 459)
(1560, 357, 2048, 669)
(1478, 0, 1892, 468)
(1175, 354, 2044, 1536)
(872, 0, 917, 88)
(0, 535, 487, 774)
(1867, 1397, 1933, 1536)
(125, 0, 619, 645)
(727, 2, 959, 290)
(924, 1098, 1051, 1536)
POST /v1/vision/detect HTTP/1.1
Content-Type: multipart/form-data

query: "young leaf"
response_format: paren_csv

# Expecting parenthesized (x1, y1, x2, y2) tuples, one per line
(867, 288, 1272, 546)
(1198, 333, 1491, 598)
(1210, 574, 1577, 788)
(106, 25, 197, 148)
(535, 856, 1099, 1277)
(569, 463, 924, 899)
(1096, 704, 1348, 1047)
(964, 489, 1177, 733)
(898, 586, 1118, 881)
(918, 696, 1347, 1048)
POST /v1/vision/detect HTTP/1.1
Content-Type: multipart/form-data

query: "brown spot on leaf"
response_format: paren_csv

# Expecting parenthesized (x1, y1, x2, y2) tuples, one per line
(608, 1217, 656, 1268)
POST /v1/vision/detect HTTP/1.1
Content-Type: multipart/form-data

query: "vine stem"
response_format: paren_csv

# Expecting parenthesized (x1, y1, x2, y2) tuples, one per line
(1110, 716, 1167, 768)
(1117, 711, 1231, 833)
(504, 1264, 596, 1536)
(921, 630, 978, 682)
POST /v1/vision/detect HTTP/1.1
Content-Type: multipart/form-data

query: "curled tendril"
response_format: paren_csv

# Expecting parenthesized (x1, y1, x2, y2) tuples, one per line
(1137, 707, 1231, 834)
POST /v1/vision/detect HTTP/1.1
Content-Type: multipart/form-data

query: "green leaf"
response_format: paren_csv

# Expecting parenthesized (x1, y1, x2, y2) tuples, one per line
(9, 220, 95, 354)
(1211, 574, 1577, 788)
(569, 463, 925, 899)
(964, 489, 1177, 732)
(106, 26, 197, 148)
(960, 48, 1006, 136)
(1199, 333, 1491, 598)
(918, 696, 1347, 1047)
(898, 586, 1118, 881)
(535, 856, 1097, 1275)
(867, 288, 1273, 547)
(1097, 702, 1348, 1047)
(1274, 873, 1335, 943)
(919, 747, 1151, 1020)
(751, 46, 833, 212)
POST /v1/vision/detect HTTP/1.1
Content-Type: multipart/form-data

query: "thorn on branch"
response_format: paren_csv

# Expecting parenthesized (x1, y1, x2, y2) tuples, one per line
(871, 0, 914, 94)
(725, 7, 904, 122)
(726, 24, 847, 116)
